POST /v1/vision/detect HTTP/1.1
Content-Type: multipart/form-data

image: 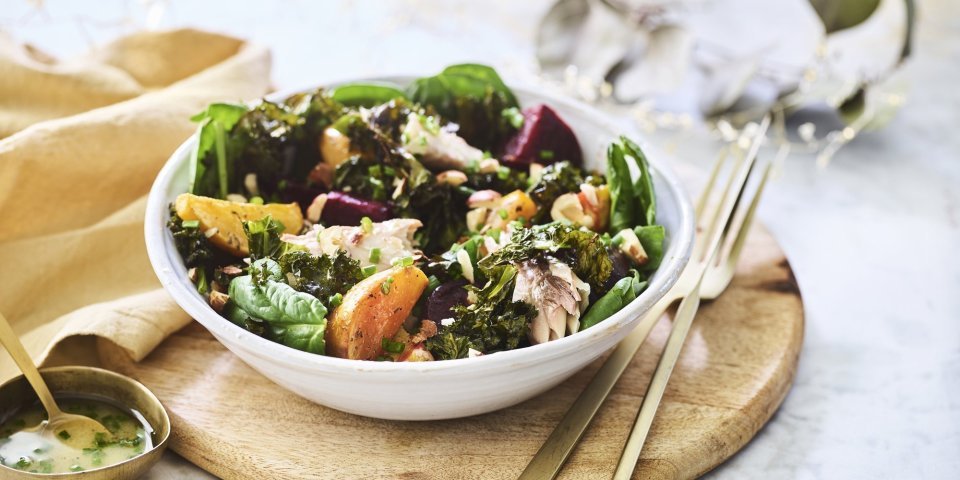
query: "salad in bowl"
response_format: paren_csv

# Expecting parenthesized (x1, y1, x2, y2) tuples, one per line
(148, 64, 692, 418)
(169, 64, 665, 362)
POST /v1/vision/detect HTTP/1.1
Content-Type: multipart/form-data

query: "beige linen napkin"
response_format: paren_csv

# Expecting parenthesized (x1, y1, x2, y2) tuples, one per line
(0, 28, 271, 382)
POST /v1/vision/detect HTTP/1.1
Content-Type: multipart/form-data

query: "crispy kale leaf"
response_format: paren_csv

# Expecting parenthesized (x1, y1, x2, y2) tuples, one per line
(243, 215, 286, 260)
(277, 250, 364, 301)
(480, 222, 612, 292)
(190, 89, 345, 202)
(332, 111, 468, 254)
(425, 265, 536, 360)
(525, 161, 604, 223)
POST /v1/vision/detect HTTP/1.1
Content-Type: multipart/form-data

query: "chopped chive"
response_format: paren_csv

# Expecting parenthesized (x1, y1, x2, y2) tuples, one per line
(502, 107, 525, 129)
(360, 216, 374, 234)
(539, 150, 555, 160)
(611, 232, 624, 248)
(497, 209, 509, 220)
(497, 166, 511, 180)
(381, 337, 405, 354)
(362, 265, 377, 277)
(487, 228, 501, 239)
(368, 165, 383, 176)
(368, 248, 381, 263)
(182, 219, 200, 229)
(391, 256, 414, 267)
(249, 196, 264, 205)
(328, 293, 343, 308)
(380, 277, 394, 294)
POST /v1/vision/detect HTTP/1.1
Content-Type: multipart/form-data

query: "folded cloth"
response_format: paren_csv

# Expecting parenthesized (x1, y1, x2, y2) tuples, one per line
(0, 28, 271, 382)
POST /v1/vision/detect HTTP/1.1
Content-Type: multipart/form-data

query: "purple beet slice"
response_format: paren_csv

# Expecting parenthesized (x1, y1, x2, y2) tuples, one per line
(321, 191, 393, 226)
(501, 104, 583, 168)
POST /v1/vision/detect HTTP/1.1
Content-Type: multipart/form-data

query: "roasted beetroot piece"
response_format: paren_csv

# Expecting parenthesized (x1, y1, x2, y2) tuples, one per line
(501, 104, 583, 168)
(320, 191, 393, 226)
(427, 279, 469, 322)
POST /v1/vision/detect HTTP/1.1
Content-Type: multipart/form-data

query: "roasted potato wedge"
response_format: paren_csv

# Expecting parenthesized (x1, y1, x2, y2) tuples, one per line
(174, 193, 302, 256)
(486, 190, 538, 230)
(326, 266, 428, 360)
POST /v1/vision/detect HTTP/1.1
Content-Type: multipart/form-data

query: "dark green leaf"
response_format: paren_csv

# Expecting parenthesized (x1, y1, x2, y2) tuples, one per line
(190, 103, 248, 198)
(633, 225, 665, 272)
(480, 222, 612, 291)
(278, 250, 364, 300)
(809, 0, 880, 34)
(228, 274, 328, 354)
(243, 215, 286, 261)
(405, 63, 519, 151)
(525, 160, 591, 223)
(425, 265, 536, 359)
(607, 136, 656, 231)
(331, 82, 408, 107)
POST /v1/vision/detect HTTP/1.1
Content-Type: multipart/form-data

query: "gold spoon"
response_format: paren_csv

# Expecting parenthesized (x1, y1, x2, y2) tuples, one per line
(0, 311, 112, 448)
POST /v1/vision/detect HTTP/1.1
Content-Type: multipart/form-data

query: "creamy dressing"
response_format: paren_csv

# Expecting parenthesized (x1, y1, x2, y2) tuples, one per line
(0, 397, 153, 474)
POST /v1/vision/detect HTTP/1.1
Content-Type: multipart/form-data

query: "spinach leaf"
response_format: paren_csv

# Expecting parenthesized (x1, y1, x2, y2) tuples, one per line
(480, 222, 612, 291)
(634, 225, 665, 271)
(228, 273, 328, 355)
(425, 265, 536, 360)
(607, 136, 656, 231)
(190, 103, 249, 198)
(607, 142, 635, 233)
(622, 137, 656, 226)
(406, 64, 519, 151)
(580, 270, 647, 330)
(331, 83, 407, 107)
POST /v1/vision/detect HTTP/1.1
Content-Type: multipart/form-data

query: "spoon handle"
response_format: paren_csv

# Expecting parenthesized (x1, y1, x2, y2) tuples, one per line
(0, 312, 62, 417)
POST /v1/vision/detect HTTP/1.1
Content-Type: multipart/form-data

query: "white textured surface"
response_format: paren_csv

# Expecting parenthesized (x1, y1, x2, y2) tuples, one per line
(2, 0, 958, 478)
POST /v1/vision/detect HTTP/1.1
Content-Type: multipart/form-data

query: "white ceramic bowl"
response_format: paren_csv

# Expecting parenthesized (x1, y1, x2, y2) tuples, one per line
(145, 78, 694, 420)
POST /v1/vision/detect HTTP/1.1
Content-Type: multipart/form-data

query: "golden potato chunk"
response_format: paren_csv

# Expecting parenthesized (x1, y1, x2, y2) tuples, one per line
(174, 193, 302, 256)
(326, 266, 428, 360)
(486, 190, 538, 230)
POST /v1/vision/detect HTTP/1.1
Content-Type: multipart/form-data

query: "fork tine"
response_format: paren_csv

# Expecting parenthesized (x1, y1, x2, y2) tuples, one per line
(697, 117, 769, 262)
(694, 145, 731, 219)
(718, 143, 786, 266)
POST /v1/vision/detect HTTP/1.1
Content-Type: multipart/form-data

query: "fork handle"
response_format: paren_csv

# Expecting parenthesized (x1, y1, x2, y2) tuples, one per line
(612, 284, 703, 480)
(518, 294, 677, 480)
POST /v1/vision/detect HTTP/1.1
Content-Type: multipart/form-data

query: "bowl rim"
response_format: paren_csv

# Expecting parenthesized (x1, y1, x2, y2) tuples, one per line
(144, 76, 695, 374)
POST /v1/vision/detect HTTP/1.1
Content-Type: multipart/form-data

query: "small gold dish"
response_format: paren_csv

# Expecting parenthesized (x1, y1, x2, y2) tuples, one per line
(0, 366, 170, 479)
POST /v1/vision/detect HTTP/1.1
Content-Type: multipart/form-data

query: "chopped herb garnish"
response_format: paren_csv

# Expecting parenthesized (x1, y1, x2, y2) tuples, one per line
(362, 265, 377, 277)
(368, 247, 381, 263)
(360, 216, 374, 233)
(381, 337, 406, 354)
(497, 166, 511, 180)
(497, 209, 509, 220)
(181, 219, 200, 229)
(381, 276, 394, 294)
(391, 256, 414, 267)
(502, 107, 525, 129)
(249, 196, 264, 205)
(328, 293, 343, 308)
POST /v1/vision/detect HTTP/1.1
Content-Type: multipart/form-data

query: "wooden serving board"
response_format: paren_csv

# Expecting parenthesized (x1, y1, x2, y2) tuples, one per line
(99, 224, 803, 480)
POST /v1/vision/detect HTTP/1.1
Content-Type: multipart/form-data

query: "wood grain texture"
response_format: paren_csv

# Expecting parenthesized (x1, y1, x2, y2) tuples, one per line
(99, 224, 803, 480)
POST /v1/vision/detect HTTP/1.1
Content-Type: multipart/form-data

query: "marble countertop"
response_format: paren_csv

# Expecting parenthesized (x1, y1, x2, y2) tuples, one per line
(3, 0, 958, 478)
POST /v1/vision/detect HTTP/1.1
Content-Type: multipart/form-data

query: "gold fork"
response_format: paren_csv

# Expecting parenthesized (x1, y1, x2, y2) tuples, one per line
(519, 116, 775, 480)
